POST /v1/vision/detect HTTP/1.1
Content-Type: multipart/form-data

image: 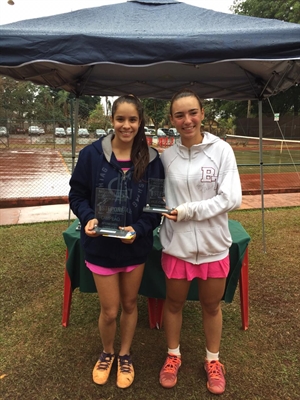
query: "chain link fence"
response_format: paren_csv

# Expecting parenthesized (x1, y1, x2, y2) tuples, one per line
(0, 123, 299, 208)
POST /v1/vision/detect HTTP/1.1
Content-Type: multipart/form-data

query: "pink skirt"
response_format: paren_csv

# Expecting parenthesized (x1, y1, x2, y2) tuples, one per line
(85, 261, 139, 276)
(161, 252, 229, 281)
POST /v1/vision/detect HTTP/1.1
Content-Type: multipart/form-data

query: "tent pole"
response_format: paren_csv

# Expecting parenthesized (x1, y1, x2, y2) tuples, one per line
(72, 97, 79, 174)
(258, 100, 266, 252)
(68, 97, 79, 226)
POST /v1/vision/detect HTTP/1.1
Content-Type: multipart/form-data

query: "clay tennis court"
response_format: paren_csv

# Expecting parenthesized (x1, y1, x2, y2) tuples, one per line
(0, 149, 70, 207)
(0, 148, 299, 208)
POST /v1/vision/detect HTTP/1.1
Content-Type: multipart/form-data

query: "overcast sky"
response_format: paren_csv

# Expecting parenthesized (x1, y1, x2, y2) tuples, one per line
(0, 0, 234, 25)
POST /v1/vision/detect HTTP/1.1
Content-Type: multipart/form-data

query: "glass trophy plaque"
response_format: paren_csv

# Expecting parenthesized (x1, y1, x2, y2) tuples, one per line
(94, 188, 134, 239)
(143, 178, 173, 214)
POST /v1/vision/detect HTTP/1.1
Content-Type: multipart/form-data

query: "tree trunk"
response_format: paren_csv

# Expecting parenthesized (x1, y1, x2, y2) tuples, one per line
(247, 100, 251, 118)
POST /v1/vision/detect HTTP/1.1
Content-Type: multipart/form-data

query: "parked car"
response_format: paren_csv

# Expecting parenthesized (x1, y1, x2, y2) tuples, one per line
(156, 128, 167, 137)
(0, 126, 8, 136)
(160, 128, 170, 134)
(168, 128, 179, 137)
(11, 126, 26, 134)
(39, 127, 45, 135)
(107, 128, 115, 135)
(144, 127, 155, 135)
(95, 129, 107, 138)
(28, 126, 40, 135)
(54, 127, 66, 137)
(66, 127, 75, 136)
(78, 128, 89, 137)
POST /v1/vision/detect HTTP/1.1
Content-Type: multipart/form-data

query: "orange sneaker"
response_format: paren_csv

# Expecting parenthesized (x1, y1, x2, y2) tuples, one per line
(92, 352, 115, 385)
(116, 354, 135, 389)
(204, 359, 226, 394)
(159, 354, 181, 388)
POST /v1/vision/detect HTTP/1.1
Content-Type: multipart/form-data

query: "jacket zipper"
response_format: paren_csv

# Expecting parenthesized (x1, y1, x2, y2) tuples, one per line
(188, 149, 200, 264)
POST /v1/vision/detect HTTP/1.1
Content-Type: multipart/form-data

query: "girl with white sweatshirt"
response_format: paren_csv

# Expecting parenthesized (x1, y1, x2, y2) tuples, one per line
(159, 89, 242, 395)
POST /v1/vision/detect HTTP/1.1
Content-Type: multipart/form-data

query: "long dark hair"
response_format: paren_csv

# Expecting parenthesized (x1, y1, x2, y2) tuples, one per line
(169, 89, 203, 116)
(112, 95, 149, 182)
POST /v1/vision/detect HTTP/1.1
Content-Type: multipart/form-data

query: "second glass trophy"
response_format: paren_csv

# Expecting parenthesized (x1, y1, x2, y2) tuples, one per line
(143, 178, 173, 214)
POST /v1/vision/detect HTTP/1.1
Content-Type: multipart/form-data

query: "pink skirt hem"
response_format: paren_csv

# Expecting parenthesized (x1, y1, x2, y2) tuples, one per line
(161, 252, 229, 281)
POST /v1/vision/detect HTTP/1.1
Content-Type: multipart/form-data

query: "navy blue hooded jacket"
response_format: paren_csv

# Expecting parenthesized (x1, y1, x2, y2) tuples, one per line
(69, 135, 164, 268)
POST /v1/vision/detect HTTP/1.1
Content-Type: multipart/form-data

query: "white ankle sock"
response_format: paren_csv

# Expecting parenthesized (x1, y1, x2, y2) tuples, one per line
(168, 345, 181, 356)
(206, 348, 219, 361)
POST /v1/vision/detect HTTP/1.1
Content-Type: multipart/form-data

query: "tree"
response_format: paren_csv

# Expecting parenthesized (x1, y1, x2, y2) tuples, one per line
(88, 103, 111, 132)
(229, 0, 300, 117)
(231, 0, 300, 23)
(202, 100, 219, 133)
(105, 96, 112, 117)
(142, 99, 169, 131)
(0, 76, 36, 129)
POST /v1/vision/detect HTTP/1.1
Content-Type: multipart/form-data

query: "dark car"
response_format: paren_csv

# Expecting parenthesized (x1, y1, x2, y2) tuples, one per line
(11, 126, 26, 134)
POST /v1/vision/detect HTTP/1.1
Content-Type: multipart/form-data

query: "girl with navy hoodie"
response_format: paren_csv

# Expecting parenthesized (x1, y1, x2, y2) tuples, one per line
(69, 95, 164, 389)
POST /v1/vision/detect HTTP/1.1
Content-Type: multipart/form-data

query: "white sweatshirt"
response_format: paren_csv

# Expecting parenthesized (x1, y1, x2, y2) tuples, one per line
(160, 132, 242, 264)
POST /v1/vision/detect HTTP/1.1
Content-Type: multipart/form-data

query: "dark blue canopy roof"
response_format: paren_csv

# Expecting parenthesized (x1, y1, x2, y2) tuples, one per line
(0, 0, 299, 100)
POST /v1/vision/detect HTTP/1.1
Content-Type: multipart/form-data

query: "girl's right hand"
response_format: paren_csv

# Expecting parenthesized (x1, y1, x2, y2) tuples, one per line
(162, 209, 178, 221)
(85, 218, 99, 236)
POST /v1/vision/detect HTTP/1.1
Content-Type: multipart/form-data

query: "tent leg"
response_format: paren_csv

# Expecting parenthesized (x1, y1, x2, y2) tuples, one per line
(258, 100, 266, 253)
(68, 97, 80, 226)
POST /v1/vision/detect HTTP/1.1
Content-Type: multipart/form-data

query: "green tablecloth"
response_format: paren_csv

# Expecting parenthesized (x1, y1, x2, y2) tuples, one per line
(63, 219, 250, 303)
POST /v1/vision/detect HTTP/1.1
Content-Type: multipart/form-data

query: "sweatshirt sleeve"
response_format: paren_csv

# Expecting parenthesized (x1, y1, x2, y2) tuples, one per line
(69, 150, 95, 226)
(176, 146, 242, 222)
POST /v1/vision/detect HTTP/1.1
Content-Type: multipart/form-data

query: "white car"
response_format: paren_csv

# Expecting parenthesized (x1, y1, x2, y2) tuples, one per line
(28, 126, 40, 135)
(168, 128, 180, 137)
(78, 128, 89, 137)
(66, 127, 75, 136)
(144, 127, 155, 135)
(55, 127, 66, 137)
(95, 129, 107, 138)
(156, 128, 167, 137)
(0, 126, 8, 136)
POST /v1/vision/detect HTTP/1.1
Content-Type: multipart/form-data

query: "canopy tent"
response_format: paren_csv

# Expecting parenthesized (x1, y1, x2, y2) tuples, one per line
(0, 0, 300, 249)
(0, 0, 299, 100)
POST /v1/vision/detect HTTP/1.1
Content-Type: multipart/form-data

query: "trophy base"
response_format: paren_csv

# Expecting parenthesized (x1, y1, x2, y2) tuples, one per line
(143, 206, 174, 214)
(93, 227, 135, 239)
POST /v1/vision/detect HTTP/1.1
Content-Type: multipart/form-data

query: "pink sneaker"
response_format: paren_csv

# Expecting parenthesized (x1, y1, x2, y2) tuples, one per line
(204, 359, 226, 394)
(159, 354, 181, 388)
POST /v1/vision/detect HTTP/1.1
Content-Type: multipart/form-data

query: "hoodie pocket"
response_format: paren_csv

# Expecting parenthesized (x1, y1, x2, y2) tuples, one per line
(162, 224, 230, 259)
(194, 226, 229, 256)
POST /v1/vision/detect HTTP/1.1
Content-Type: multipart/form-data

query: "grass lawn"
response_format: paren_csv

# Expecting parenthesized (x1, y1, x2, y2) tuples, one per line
(1, 208, 300, 399)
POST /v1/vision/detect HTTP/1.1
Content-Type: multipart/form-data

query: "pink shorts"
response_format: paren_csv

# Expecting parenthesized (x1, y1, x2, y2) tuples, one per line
(85, 261, 139, 276)
(161, 253, 229, 281)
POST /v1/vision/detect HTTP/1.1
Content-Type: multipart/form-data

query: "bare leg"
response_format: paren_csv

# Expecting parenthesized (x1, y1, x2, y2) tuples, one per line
(119, 264, 145, 356)
(198, 278, 226, 353)
(93, 272, 120, 354)
(163, 278, 191, 349)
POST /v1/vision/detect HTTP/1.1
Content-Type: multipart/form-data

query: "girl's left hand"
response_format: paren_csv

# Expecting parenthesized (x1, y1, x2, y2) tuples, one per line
(119, 225, 136, 244)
